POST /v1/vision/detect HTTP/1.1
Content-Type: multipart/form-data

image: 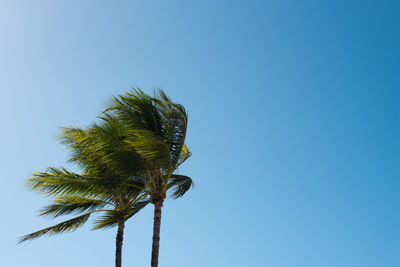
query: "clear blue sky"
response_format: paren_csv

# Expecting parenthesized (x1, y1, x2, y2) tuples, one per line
(1, 0, 399, 266)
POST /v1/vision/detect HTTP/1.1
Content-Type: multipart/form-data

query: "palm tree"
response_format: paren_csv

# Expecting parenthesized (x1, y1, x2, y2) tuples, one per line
(106, 89, 194, 267)
(19, 119, 149, 267)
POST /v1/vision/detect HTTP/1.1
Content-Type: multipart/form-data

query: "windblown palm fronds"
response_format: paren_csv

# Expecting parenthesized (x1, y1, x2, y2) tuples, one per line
(21, 88, 193, 267)
(20, 118, 150, 267)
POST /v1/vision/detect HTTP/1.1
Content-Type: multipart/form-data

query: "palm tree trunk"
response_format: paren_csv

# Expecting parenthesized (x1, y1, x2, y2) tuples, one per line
(115, 221, 125, 267)
(151, 200, 163, 267)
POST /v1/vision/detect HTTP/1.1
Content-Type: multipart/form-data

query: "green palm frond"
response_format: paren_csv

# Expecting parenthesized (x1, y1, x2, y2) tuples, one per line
(108, 88, 188, 149)
(107, 89, 190, 170)
(59, 127, 97, 170)
(92, 211, 124, 230)
(40, 196, 110, 218)
(153, 90, 188, 168)
(26, 168, 107, 197)
(93, 200, 149, 229)
(124, 129, 172, 170)
(60, 122, 132, 176)
(127, 199, 150, 216)
(125, 175, 146, 188)
(108, 88, 163, 135)
(19, 213, 91, 243)
(167, 174, 194, 199)
(89, 117, 149, 177)
(61, 127, 112, 171)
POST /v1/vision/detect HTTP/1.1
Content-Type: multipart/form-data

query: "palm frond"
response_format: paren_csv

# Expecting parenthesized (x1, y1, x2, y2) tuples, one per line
(18, 213, 91, 243)
(108, 88, 163, 136)
(106, 88, 189, 171)
(26, 168, 107, 197)
(124, 129, 172, 170)
(92, 200, 149, 229)
(167, 174, 194, 199)
(40, 196, 110, 218)
(153, 89, 188, 168)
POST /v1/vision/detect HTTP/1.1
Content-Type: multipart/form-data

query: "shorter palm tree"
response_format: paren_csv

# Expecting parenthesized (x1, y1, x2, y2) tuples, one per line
(20, 120, 149, 267)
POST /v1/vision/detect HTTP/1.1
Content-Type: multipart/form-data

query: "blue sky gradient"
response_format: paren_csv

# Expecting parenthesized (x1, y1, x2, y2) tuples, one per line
(1, 1, 399, 266)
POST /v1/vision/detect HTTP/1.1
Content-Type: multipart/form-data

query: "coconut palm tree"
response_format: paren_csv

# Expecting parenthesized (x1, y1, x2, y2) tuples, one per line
(19, 119, 149, 267)
(106, 89, 194, 267)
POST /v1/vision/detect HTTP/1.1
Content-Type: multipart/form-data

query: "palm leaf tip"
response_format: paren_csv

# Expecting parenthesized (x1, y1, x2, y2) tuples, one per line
(18, 213, 91, 243)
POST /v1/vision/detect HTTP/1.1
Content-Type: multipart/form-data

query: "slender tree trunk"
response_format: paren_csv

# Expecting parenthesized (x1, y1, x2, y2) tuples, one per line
(151, 200, 163, 267)
(115, 222, 125, 267)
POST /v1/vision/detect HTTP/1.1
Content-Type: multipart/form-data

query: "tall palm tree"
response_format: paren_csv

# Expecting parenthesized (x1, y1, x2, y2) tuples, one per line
(20, 119, 149, 267)
(106, 89, 194, 267)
